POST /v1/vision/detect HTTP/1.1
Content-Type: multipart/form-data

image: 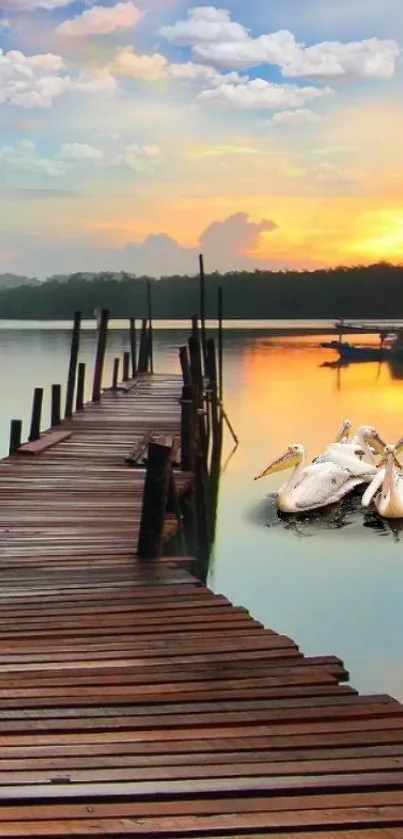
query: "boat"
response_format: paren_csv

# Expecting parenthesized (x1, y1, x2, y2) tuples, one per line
(321, 340, 391, 362)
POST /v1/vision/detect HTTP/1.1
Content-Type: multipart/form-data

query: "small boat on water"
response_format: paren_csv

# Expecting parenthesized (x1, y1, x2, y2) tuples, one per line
(321, 340, 391, 362)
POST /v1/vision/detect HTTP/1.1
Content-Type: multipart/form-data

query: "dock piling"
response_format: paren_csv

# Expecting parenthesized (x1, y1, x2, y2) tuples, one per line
(137, 441, 172, 559)
(76, 362, 86, 412)
(8, 419, 22, 455)
(129, 318, 137, 378)
(91, 308, 109, 402)
(199, 254, 207, 369)
(180, 384, 195, 472)
(28, 388, 43, 442)
(112, 358, 120, 390)
(218, 285, 223, 402)
(147, 280, 154, 374)
(65, 311, 81, 419)
(138, 319, 148, 374)
(122, 351, 130, 382)
(51, 384, 61, 427)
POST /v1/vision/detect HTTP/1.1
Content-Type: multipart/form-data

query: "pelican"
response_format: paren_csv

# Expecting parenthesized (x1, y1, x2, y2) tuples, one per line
(362, 445, 403, 518)
(254, 443, 377, 513)
(314, 421, 386, 467)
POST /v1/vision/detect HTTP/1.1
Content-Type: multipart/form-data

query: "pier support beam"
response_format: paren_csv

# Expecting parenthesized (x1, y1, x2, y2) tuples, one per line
(137, 442, 172, 559)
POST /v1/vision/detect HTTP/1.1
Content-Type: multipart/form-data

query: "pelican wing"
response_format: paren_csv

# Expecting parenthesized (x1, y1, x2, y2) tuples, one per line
(293, 463, 362, 510)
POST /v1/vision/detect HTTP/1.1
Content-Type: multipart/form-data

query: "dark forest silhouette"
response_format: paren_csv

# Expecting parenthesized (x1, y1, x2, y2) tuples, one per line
(0, 262, 401, 319)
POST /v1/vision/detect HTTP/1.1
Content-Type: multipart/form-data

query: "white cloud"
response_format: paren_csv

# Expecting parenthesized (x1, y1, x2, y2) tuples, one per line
(56, 1, 142, 37)
(163, 9, 399, 82)
(0, 140, 67, 176)
(1, 0, 71, 8)
(199, 78, 334, 110)
(56, 142, 103, 161)
(159, 6, 248, 46)
(110, 45, 244, 85)
(271, 109, 322, 125)
(193, 30, 299, 70)
(114, 143, 160, 172)
(0, 49, 68, 108)
(0, 48, 118, 108)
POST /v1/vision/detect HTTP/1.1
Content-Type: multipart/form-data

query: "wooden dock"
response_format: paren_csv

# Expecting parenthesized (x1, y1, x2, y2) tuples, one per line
(0, 371, 402, 836)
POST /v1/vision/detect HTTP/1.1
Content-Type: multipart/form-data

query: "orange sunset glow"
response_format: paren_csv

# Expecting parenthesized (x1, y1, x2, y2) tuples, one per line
(0, 1, 401, 277)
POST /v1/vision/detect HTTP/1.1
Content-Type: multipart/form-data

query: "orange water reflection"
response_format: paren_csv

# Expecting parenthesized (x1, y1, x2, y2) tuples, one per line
(227, 337, 403, 478)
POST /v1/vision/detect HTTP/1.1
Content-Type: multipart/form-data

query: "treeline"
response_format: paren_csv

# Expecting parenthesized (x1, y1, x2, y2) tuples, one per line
(0, 262, 402, 319)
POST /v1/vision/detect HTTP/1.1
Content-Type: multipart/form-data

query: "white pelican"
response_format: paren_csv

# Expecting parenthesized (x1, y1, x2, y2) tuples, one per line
(254, 443, 377, 513)
(362, 445, 403, 518)
(314, 423, 385, 467)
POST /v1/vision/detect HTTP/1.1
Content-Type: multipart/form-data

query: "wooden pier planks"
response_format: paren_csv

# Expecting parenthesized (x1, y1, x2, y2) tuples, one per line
(0, 375, 401, 836)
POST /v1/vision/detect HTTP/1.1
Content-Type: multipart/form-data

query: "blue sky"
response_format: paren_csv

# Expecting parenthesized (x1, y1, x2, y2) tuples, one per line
(0, 0, 401, 278)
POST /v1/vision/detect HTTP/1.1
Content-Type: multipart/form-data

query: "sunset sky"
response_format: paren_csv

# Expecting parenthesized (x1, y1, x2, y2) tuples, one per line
(0, 0, 401, 278)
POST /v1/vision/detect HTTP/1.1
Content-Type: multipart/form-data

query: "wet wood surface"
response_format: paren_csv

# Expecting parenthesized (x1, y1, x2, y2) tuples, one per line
(0, 373, 401, 836)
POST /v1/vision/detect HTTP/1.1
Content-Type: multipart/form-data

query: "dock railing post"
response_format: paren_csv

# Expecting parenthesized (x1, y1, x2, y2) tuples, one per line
(112, 358, 120, 390)
(147, 280, 154, 374)
(29, 388, 43, 442)
(138, 318, 148, 374)
(8, 419, 22, 455)
(199, 254, 207, 371)
(65, 311, 81, 419)
(129, 318, 137, 378)
(206, 337, 219, 449)
(122, 351, 130, 382)
(92, 308, 109, 402)
(218, 285, 223, 402)
(137, 441, 172, 559)
(76, 363, 86, 412)
(51, 384, 61, 427)
(180, 384, 195, 472)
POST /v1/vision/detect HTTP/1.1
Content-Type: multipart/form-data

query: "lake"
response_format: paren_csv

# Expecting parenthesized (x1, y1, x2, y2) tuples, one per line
(0, 319, 402, 701)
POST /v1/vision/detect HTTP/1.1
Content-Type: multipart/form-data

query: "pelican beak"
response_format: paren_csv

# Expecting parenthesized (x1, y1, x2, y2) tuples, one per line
(335, 419, 351, 443)
(254, 448, 301, 481)
(364, 431, 387, 458)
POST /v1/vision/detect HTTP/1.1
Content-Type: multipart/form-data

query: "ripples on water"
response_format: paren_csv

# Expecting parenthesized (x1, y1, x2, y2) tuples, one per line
(247, 489, 403, 541)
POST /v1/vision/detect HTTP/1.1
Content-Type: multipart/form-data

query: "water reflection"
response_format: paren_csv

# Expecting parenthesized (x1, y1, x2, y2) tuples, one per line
(245, 487, 403, 540)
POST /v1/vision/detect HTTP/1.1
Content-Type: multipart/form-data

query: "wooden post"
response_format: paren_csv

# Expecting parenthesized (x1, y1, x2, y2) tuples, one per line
(189, 326, 208, 455)
(181, 384, 195, 472)
(206, 337, 219, 448)
(199, 254, 207, 371)
(218, 285, 223, 402)
(123, 351, 130, 382)
(112, 358, 120, 390)
(137, 319, 147, 373)
(76, 362, 86, 411)
(8, 419, 22, 455)
(147, 280, 154, 374)
(51, 384, 61, 427)
(29, 388, 43, 442)
(129, 318, 137, 378)
(92, 308, 109, 402)
(179, 346, 192, 387)
(65, 311, 81, 418)
(137, 442, 172, 559)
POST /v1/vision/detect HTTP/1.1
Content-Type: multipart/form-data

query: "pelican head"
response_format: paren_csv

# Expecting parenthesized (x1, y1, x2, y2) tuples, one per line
(254, 444, 305, 481)
(378, 442, 402, 469)
(360, 426, 387, 456)
(335, 418, 352, 442)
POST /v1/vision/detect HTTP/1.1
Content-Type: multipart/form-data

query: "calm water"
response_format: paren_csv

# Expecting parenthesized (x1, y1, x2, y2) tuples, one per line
(1, 320, 403, 700)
